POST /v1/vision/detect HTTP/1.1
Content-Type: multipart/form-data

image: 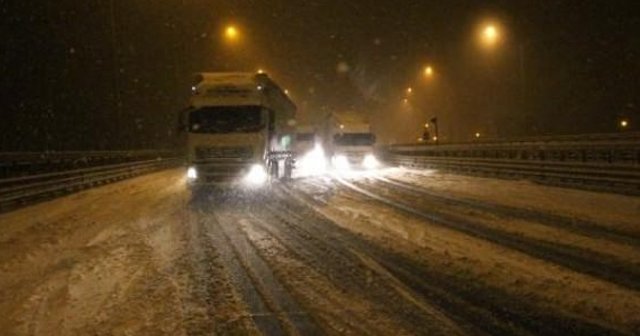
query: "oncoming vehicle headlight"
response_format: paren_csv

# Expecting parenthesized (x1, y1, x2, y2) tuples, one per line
(187, 166, 198, 180)
(332, 155, 350, 172)
(245, 164, 268, 185)
(363, 154, 380, 169)
(299, 144, 327, 176)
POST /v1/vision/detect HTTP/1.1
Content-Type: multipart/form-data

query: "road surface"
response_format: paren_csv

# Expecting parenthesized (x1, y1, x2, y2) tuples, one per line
(1, 167, 639, 335)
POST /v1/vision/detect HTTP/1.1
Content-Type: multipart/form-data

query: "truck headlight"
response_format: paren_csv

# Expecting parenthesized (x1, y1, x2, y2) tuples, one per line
(332, 155, 350, 172)
(363, 154, 379, 169)
(187, 166, 198, 180)
(245, 164, 268, 185)
(299, 144, 327, 176)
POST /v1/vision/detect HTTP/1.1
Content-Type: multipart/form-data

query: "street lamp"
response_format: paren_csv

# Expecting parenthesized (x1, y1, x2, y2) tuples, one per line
(480, 24, 500, 47)
(476, 21, 533, 136)
(424, 65, 434, 77)
(620, 119, 629, 129)
(224, 25, 239, 42)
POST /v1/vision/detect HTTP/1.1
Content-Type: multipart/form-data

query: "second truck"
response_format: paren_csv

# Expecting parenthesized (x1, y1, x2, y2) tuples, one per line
(322, 112, 379, 171)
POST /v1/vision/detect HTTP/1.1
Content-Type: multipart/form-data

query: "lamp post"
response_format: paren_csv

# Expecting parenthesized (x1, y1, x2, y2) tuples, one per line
(477, 21, 531, 137)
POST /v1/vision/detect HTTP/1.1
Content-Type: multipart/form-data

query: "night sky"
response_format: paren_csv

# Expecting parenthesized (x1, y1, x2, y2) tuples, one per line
(2, 1, 638, 150)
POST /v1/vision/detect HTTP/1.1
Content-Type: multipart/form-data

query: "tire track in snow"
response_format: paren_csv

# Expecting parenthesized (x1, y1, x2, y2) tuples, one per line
(338, 177, 640, 292)
(283, 182, 625, 336)
(193, 195, 323, 335)
(377, 176, 640, 247)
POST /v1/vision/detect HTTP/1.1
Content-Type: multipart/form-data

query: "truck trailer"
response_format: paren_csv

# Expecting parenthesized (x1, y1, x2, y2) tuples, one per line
(182, 72, 296, 187)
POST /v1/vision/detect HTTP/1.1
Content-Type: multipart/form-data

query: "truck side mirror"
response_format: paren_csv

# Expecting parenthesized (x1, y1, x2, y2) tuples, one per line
(177, 106, 194, 133)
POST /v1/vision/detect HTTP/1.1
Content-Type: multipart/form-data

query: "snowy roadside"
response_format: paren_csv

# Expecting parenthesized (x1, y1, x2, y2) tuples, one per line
(290, 174, 640, 334)
(386, 167, 640, 234)
(0, 169, 252, 335)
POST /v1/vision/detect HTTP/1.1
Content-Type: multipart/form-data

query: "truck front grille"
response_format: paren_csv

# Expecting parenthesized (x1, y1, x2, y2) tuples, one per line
(192, 162, 253, 184)
(195, 146, 253, 160)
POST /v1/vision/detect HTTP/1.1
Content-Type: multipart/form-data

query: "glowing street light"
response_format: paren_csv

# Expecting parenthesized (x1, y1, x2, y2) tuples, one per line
(480, 24, 500, 47)
(424, 65, 434, 77)
(620, 119, 629, 128)
(406, 87, 413, 94)
(257, 68, 265, 74)
(475, 132, 481, 138)
(224, 25, 239, 42)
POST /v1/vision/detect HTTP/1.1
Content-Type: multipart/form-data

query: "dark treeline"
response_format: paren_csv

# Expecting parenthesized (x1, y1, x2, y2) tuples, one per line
(1, 1, 226, 151)
(2, 1, 639, 150)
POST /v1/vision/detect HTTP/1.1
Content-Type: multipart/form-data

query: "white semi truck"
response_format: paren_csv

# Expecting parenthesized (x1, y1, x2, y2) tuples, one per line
(322, 112, 379, 170)
(182, 72, 296, 187)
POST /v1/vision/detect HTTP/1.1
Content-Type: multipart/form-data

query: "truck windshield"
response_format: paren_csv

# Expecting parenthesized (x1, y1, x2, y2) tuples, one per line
(189, 106, 263, 133)
(296, 133, 315, 142)
(333, 133, 376, 146)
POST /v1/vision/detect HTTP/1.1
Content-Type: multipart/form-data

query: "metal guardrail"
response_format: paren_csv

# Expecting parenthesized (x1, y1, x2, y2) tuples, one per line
(0, 150, 178, 178)
(383, 132, 640, 195)
(0, 151, 182, 212)
(396, 131, 640, 148)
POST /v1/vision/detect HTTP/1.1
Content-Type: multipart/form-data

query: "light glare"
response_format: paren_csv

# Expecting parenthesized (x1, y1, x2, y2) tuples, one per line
(225, 25, 239, 40)
(481, 24, 500, 47)
(332, 155, 350, 172)
(484, 26, 497, 39)
(424, 66, 433, 77)
(245, 164, 268, 185)
(298, 144, 328, 176)
(187, 167, 197, 180)
(363, 154, 380, 169)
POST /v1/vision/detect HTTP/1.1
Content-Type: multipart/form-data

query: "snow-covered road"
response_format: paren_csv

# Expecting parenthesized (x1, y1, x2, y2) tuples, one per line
(1, 167, 638, 335)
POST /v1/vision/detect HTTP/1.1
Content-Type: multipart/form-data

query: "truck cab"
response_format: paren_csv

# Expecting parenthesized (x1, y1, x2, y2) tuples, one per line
(324, 112, 380, 171)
